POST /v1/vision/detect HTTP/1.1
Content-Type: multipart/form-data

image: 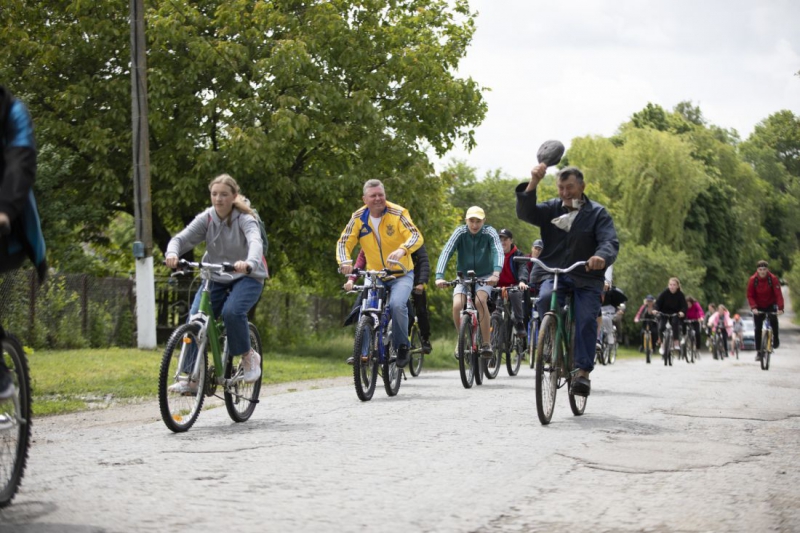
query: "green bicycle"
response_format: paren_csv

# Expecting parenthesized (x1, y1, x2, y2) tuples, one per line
(158, 260, 263, 432)
(514, 257, 587, 425)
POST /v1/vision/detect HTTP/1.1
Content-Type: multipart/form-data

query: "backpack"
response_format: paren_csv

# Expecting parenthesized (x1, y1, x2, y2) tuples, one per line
(753, 274, 773, 289)
(251, 207, 270, 277)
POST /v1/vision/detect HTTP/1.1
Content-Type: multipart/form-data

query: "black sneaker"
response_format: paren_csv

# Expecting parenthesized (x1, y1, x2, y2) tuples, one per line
(480, 343, 493, 359)
(421, 339, 432, 354)
(571, 375, 591, 397)
(396, 345, 410, 368)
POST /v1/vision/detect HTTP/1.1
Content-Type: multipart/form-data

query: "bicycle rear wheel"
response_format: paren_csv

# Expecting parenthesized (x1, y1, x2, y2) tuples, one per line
(224, 323, 263, 423)
(0, 334, 31, 508)
(528, 319, 538, 369)
(484, 314, 502, 380)
(408, 323, 424, 377)
(458, 318, 475, 389)
(159, 323, 207, 433)
(507, 332, 523, 376)
(535, 315, 558, 425)
(382, 320, 402, 396)
(567, 320, 586, 416)
(353, 316, 378, 401)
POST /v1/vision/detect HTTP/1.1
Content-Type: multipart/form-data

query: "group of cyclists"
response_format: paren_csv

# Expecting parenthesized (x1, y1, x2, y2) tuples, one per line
(632, 263, 785, 364)
(337, 163, 620, 398)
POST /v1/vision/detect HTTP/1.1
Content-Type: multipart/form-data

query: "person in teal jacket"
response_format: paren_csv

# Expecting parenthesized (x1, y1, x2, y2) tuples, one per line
(435, 206, 503, 357)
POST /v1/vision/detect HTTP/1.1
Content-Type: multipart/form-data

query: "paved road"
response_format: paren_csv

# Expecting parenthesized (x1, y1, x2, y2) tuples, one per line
(2, 299, 799, 532)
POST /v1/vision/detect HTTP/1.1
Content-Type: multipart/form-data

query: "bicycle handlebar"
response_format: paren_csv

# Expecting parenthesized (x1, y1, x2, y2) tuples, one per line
(166, 258, 251, 275)
(512, 256, 587, 275)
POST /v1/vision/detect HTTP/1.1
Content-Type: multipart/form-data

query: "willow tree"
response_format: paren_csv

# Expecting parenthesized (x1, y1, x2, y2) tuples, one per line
(0, 0, 487, 279)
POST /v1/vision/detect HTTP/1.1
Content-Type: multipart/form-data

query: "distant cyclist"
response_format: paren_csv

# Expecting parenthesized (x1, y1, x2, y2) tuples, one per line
(654, 277, 687, 355)
(746, 260, 784, 360)
(684, 296, 705, 352)
(495, 228, 526, 337)
(634, 295, 658, 353)
(0, 85, 47, 401)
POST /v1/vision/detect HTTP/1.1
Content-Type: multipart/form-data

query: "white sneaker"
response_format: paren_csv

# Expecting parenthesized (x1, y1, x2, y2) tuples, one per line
(242, 349, 262, 383)
(659, 344, 666, 356)
(168, 379, 198, 395)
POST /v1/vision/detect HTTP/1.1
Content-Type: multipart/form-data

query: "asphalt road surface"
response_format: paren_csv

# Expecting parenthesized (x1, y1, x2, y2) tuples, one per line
(1, 295, 798, 532)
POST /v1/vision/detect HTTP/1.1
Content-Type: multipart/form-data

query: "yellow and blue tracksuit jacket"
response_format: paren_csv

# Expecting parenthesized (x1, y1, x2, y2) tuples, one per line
(336, 201, 423, 275)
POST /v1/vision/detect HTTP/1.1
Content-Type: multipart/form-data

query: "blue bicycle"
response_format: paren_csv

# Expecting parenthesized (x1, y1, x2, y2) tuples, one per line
(346, 266, 406, 401)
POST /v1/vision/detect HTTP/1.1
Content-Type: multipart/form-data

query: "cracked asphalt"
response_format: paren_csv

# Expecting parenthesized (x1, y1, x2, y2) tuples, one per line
(1, 293, 798, 532)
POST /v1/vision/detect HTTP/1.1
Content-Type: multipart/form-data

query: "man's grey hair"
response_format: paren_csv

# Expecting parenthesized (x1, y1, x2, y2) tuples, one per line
(556, 166, 585, 184)
(363, 179, 385, 195)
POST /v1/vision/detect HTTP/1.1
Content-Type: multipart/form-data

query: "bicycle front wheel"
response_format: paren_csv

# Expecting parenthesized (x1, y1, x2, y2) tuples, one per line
(0, 334, 31, 508)
(408, 323, 424, 377)
(607, 341, 617, 365)
(224, 323, 263, 423)
(644, 330, 651, 364)
(382, 321, 402, 397)
(484, 314, 502, 380)
(458, 318, 475, 389)
(353, 316, 378, 401)
(535, 315, 559, 425)
(159, 323, 207, 433)
(760, 330, 771, 371)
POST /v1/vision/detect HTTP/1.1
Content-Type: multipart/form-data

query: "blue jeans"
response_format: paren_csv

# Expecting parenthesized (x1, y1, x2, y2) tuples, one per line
(536, 275, 602, 372)
(384, 273, 413, 349)
(189, 276, 263, 356)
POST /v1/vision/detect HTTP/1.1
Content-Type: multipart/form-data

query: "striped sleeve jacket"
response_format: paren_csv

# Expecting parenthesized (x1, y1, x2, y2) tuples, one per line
(336, 201, 423, 275)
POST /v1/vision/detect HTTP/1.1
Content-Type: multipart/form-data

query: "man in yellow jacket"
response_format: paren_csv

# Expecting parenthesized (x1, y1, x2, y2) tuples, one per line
(337, 179, 424, 368)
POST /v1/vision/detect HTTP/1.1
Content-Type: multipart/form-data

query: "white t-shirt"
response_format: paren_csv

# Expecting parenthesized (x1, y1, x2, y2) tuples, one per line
(370, 216, 382, 245)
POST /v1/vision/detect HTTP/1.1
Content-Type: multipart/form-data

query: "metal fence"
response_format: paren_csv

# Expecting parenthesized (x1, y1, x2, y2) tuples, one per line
(0, 269, 135, 349)
(0, 268, 354, 349)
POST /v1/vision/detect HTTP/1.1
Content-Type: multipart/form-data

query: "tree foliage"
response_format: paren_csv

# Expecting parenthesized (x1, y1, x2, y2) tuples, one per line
(0, 0, 487, 281)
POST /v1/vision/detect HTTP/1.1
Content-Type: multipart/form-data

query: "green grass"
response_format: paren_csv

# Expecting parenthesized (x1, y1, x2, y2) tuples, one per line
(23, 330, 650, 417)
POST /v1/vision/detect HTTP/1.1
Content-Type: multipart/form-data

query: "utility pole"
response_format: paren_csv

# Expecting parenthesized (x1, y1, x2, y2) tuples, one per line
(130, 0, 156, 349)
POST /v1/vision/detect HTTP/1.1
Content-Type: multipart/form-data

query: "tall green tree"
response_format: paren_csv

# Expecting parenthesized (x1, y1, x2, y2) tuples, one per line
(0, 0, 487, 280)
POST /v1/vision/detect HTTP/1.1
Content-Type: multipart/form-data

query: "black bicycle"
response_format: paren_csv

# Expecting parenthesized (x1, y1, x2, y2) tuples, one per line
(488, 287, 525, 378)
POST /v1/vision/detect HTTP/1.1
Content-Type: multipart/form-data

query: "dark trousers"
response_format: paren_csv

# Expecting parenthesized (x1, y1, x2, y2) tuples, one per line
(408, 289, 431, 340)
(754, 310, 779, 351)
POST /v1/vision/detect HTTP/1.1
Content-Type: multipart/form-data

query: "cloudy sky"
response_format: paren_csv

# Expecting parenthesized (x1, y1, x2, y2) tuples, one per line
(433, 0, 800, 179)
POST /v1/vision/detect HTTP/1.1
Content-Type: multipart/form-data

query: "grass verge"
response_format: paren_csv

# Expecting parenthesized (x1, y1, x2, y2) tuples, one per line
(25, 332, 667, 417)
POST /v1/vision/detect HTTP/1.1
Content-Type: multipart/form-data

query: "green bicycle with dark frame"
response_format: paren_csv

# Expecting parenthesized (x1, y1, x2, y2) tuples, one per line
(158, 259, 263, 432)
(514, 257, 587, 425)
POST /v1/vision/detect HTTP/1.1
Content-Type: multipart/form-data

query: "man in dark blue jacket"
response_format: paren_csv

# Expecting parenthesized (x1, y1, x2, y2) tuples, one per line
(0, 85, 45, 401)
(516, 164, 619, 396)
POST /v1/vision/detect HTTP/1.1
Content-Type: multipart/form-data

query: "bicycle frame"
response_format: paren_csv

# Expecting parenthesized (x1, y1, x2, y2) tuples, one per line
(356, 272, 393, 365)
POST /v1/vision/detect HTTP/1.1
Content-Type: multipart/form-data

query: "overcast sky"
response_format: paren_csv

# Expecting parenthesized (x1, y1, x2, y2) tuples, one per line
(433, 0, 800, 179)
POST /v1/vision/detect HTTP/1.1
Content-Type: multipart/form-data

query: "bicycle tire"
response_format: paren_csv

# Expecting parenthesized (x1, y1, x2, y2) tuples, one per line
(568, 319, 586, 416)
(159, 323, 207, 433)
(382, 320, 402, 396)
(507, 333, 523, 376)
(607, 340, 617, 365)
(408, 324, 424, 377)
(686, 330, 695, 363)
(663, 329, 672, 366)
(644, 330, 651, 364)
(474, 325, 484, 386)
(595, 337, 606, 366)
(0, 334, 31, 508)
(224, 323, 263, 423)
(484, 314, 502, 380)
(458, 318, 475, 389)
(529, 319, 538, 369)
(535, 315, 558, 425)
(353, 316, 378, 401)
(761, 330, 771, 371)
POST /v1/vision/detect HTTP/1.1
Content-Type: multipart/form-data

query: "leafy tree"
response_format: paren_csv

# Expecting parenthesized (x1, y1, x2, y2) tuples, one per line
(0, 0, 487, 281)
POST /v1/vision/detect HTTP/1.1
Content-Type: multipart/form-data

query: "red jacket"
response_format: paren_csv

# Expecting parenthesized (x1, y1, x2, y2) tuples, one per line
(746, 271, 784, 310)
